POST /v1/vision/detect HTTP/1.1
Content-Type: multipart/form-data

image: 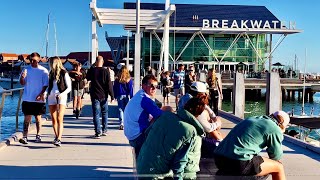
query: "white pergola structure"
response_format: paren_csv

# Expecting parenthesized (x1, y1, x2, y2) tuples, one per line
(90, 0, 175, 93)
(137, 26, 303, 72)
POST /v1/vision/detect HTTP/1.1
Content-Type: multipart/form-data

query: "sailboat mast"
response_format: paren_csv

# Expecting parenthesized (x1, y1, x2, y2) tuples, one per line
(54, 21, 58, 56)
(302, 48, 307, 115)
(45, 13, 50, 58)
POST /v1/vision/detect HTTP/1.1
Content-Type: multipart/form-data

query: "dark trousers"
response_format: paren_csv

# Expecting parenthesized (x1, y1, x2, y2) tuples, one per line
(209, 89, 219, 115)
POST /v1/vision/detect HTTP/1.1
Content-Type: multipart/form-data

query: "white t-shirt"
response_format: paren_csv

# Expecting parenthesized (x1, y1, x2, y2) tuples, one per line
(20, 65, 49, 103)
(197, 105, 219, 133)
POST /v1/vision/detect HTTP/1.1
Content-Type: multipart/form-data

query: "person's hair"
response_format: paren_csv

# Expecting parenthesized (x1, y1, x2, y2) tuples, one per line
(73, 62, 80, 68)
(178, 64, 184, 68)
(142, 74, 157, 85)
(49, 56, 65, 82)
(165, 71, 170, 76)
(184, 94, 208, 117)
(208, 68, 217, 85)
(30, 52, 40, 59)
(117, 66, 131, 83)
(270, 113, 286, 129)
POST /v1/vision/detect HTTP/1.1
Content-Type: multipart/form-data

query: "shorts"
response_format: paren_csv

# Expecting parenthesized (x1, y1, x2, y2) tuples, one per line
(162, 87, 170, 97)
(22, 101, 46, 116)
(48, 93, 68, 106)
(174, 87, 185, 97)
(213, 154, 264, 176)
(73, 89, 84, 97)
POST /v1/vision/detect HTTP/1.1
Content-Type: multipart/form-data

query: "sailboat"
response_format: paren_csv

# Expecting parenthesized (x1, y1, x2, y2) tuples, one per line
(21, 13, 57, 70)
(289, 49, 320, 141)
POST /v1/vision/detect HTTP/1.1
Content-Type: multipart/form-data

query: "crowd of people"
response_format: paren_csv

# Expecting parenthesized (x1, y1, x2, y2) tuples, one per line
(17, 55, 290, 179)
(17, 53, 131, 145)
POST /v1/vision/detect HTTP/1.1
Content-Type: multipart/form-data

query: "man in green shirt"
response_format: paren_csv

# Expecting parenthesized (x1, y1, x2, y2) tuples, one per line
(214, 111, 290, 180)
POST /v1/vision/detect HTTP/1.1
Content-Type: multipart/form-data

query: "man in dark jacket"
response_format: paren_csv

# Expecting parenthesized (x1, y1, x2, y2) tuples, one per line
(86, 56, 114, 138)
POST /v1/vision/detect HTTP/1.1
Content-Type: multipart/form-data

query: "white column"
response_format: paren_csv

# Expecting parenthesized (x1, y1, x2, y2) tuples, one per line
(126, 31, 130, 67)
(134, 0, 141, 94)
(150, 32, 152, 66)
(163, 0, 170, 71)
(268, 34, 272, 72)
(91, 14, 97, 65)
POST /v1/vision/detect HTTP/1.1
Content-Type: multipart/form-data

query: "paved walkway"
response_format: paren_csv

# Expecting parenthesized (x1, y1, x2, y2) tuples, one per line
(0, 94, 134, 179)
(0, 90, 320, 179)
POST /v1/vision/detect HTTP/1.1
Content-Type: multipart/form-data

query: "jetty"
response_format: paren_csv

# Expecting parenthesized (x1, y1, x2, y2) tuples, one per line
(0, 90, 320, 179)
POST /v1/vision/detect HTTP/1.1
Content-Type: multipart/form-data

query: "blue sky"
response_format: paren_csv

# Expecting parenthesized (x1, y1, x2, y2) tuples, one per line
(0, 0, 318, 72)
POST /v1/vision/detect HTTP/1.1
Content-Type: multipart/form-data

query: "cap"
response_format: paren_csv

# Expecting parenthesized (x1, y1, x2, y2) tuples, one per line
(117, 63, 125, 70)
(190, 82, 207, 93)
(288, 130, 299, 137)
(273, 110, 290, 127)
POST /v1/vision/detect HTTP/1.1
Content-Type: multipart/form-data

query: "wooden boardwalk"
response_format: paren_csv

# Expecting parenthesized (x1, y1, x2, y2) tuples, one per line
(0, 91, 320, 179)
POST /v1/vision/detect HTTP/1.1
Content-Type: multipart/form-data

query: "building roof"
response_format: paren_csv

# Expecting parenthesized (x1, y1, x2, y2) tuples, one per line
(66, 51, 114, 64)
(123, 3, 302, 34)
(125, 3, 278, 28)
(0, 53, 18, 57)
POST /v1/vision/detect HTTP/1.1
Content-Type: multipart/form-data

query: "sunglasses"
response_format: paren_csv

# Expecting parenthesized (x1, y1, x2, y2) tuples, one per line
(147, 83, 158, 89)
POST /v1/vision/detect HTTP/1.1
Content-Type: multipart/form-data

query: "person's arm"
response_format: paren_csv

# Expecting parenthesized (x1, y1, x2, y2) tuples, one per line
(105, 68, 114, 100)
(266, 132, 284, 160)
(86, 68, 92, 81)
(129, 78, 134, 98)
(141, 96, 162, 120)
(197, 110, 220, 133)
(19, 69, 27, 85)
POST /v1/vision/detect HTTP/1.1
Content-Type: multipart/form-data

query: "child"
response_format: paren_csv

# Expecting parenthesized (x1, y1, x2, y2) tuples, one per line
(161, 71, 173, 105)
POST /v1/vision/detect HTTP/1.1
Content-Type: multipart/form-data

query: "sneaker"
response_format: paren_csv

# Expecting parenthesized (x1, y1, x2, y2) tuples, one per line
(52, 137, 58, 144)
(35, 135, 42, 143)
(93, 134, 101, 139)
(101, 132, 108, 136)
(19, 137, 28, 144)
(54, 139, 62, 147)
(119, 125, 124, 130)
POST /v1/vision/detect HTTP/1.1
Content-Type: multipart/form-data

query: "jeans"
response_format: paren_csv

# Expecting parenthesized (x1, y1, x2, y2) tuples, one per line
(117, 95, 130, 126)
(129, 133, 146, 158)
(91, 98, 108, 135)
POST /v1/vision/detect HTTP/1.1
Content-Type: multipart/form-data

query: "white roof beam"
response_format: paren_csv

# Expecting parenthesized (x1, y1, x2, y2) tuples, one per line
(156, 5, 176, 29)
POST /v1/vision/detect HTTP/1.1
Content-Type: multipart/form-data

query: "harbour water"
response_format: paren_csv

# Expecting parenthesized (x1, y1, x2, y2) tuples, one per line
(1, 87, 320, 142)
(222, 91, 320, 141)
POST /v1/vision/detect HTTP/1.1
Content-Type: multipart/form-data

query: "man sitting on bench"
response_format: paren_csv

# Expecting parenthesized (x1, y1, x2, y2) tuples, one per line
(213, 111, 290, 180)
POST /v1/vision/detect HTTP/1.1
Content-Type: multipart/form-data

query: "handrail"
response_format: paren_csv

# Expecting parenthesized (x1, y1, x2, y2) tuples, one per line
(0, 87, 24, 131)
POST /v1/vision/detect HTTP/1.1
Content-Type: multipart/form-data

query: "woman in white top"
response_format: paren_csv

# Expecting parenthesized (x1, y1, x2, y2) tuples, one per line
(47, 56, 72, 146)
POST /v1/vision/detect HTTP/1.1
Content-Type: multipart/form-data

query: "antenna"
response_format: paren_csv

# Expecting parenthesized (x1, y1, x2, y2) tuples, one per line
(53, 19, 58, 56)
(45, 13, 50, 58)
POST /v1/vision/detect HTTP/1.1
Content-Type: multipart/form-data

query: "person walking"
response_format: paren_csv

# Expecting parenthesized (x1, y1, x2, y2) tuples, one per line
(18, 52, 49, 144)
(185, 64, 196, 93)
(207, 68, 223, 115)
(171, 64, 185, 108)
(47, 56, 72, 146)
(113, 65, 133, 130)
(214, 111, 290, 180)
(86, 56, 114, 138)
(69, 62, 86, 118)
(124, 74, 163, 157)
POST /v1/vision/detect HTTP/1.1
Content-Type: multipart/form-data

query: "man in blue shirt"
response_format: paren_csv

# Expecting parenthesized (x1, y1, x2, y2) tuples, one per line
(124, 75, 163, 157)
(171, 64, 185, 108)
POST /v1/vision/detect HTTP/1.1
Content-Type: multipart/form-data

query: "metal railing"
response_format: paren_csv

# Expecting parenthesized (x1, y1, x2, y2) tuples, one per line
(0, 87, 24, 131)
